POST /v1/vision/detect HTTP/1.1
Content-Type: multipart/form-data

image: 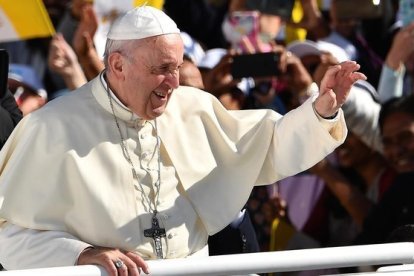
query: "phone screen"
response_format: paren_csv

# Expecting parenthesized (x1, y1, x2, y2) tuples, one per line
(231, 52, 281, 79)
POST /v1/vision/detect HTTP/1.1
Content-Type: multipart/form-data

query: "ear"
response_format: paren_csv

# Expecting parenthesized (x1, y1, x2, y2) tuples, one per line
(107, 52, 125, 80)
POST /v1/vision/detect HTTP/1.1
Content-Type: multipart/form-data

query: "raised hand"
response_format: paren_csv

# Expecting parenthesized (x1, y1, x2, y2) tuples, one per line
(314, 61, 366, 118)
(48, 33, 87, 90)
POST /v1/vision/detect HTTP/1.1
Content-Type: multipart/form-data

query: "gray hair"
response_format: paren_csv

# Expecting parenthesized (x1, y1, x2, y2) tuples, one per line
(103, 39, 142, 70)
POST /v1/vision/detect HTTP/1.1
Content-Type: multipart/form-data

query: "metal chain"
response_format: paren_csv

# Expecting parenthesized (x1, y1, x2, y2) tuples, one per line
(105, 82, 161, 215)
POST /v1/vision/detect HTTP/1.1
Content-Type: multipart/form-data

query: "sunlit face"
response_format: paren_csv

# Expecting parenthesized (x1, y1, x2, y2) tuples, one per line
(382, 112, 414, 173)
(116, 34, 184, 120)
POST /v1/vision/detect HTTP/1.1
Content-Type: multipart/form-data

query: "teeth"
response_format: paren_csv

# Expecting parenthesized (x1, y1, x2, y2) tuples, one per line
(397, 159, 408, 166)
(154, 89, 173, 97)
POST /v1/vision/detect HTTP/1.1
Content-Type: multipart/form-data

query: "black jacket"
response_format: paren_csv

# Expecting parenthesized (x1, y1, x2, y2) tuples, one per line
(0, 89, 22, 149)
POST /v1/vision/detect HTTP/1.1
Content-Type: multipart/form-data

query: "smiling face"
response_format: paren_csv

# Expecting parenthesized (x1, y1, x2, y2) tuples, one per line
(106, 34, 184, 120)
(382, 112, 414, 173)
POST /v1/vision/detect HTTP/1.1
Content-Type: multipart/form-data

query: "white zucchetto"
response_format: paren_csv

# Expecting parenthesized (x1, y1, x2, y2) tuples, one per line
(107, 6, 180, 40)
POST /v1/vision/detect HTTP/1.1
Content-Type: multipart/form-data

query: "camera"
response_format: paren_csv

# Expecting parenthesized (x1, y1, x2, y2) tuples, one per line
(231, 52, 281, 79)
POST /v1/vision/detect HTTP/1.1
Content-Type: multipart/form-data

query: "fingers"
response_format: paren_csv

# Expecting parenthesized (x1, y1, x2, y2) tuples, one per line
(77, 247, 149, 276)
(319, 64, 341, 94)
(126, 251, 149, 274)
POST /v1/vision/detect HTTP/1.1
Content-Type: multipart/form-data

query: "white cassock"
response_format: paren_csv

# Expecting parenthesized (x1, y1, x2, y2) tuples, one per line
(0, 73, 346, 269)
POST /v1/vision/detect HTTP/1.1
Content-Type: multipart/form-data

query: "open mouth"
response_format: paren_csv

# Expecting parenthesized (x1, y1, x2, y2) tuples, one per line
(154, 89, 172, 100)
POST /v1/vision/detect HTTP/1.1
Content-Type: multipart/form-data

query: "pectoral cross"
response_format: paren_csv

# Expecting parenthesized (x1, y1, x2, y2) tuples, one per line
(144, 212, 166, 259)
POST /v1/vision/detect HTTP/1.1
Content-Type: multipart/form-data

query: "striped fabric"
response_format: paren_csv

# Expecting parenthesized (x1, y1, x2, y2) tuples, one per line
(0, 0, 55, 42)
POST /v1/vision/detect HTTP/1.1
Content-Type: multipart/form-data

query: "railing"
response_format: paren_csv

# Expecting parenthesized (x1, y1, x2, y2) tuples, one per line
(1, 243, 414, 275)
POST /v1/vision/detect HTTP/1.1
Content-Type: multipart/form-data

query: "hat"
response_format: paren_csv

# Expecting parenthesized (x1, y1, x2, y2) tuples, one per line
(180, 32, 205, 66)
(286, 40, 321, 58)
(8, 64, 47, 99)
(286, 39, 349, 63)
(107, 6, 180, 40)
(197, 48, 228, 69)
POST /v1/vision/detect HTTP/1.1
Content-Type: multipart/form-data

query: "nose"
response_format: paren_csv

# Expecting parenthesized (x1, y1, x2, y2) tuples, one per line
(164, 70, 180, 89)
(386, 142, 405, 160)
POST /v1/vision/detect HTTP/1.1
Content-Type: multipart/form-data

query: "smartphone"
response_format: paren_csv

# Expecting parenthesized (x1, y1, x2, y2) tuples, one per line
(231, 52, 281, 79)
(224, 11, 260, 52)
(245, 0, 295, 20)
(0, 49, 9, 98)
(400, 0, 414, 26)
(334, 0, 383, 20)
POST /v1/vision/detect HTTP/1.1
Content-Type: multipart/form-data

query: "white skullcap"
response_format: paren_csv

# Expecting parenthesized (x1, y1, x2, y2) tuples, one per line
(287, 39, 349, 63)
(107, 6, 180, 40)
(286, 40, 321, 58)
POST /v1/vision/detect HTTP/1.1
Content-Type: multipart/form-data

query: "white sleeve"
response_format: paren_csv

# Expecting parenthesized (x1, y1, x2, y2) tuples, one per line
(341, 86, 383, 153)
(377, 64, 405, 104)
(0, 222, 92, 270)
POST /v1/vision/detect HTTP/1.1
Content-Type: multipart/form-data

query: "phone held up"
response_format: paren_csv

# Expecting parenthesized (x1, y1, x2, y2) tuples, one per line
(224, 10, 260, 52)
(231, 52, 281, 79)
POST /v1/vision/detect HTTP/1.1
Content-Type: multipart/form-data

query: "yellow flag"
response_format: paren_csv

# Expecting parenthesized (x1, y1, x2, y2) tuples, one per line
(0, 0, 55, 42)
(133, 0, 164, 9)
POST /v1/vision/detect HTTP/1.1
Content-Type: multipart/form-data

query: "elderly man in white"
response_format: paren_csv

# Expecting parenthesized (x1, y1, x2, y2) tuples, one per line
(0, 5, 366, 276)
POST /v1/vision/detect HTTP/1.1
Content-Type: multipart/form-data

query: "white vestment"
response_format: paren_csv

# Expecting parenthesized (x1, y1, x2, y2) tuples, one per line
(0, 74, 346, 269)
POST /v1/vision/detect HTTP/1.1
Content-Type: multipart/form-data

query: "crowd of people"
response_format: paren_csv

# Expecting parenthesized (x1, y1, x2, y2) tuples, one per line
(0, 0, 413, 275)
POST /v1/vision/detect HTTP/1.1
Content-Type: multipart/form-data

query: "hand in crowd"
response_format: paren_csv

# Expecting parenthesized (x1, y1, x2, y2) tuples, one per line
(48, 33, 87, 90)
(71, 0, 95, 21)
(202, 52, 239, 95)
(385, 22, 414, 71)
(281, 50, 313, 98)
(77, 246, 149, 276)
(314, 61, 366, 118)
(72, 3, 104, 80)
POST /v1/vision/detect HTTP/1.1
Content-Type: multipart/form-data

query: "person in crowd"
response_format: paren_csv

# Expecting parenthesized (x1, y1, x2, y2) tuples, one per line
(48, 33, 87, 93)
(377, 22, 414, 103)
(0, 6, 365, 275)
(178, 56, 205, 90)
(297, 0, 383, 88)
(355, 94, 414, 245)
(7, 64, 48, 116)
(0, 89, 22, 150)
(0, 50, 22, 150)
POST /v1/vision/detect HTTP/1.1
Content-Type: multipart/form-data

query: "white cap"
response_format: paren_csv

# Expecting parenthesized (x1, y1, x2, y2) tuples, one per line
(181, 32, 205, 66)
(197, 48, 228, 69)
(286, 40, 321, 58)
(107, 6, 180, 40)
(286, 39, 349, 63)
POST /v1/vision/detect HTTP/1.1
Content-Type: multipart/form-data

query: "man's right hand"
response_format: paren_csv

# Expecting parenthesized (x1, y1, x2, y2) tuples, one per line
(77, 247, 149, 276)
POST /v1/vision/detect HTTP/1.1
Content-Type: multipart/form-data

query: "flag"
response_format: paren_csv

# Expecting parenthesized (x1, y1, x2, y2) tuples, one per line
(94, 0, 165, 57)
(134, 0, 164, 9)
(0, 0, 55, 42)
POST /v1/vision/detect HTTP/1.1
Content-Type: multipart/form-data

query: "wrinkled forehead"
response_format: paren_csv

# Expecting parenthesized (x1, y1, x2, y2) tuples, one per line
(139, 34, 184, 62)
